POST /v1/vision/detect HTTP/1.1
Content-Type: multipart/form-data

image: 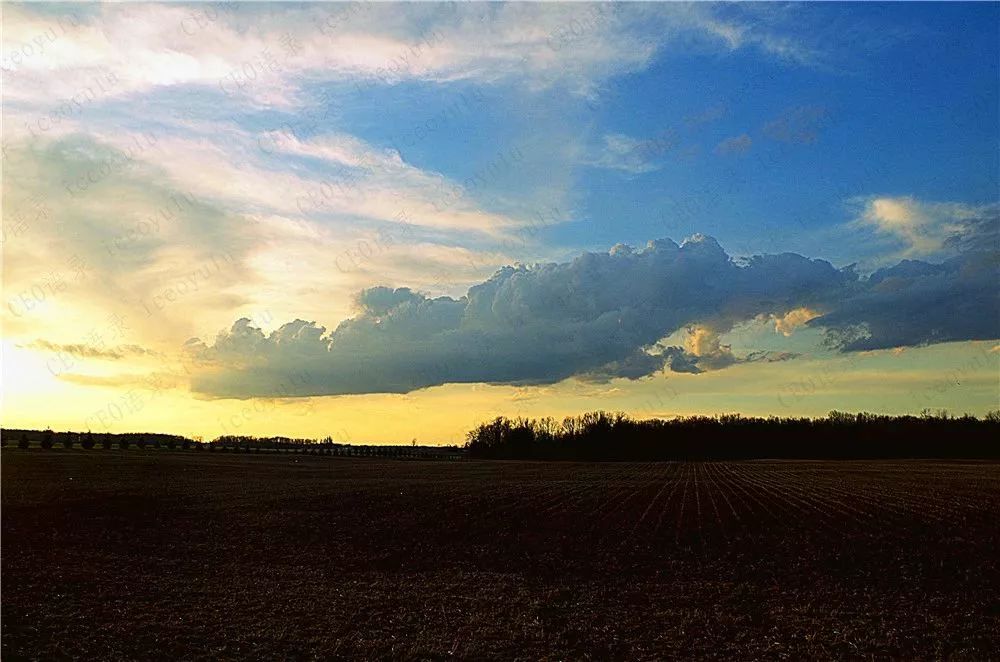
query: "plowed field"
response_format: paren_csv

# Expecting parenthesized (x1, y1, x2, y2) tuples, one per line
(3, 451, 998, 659)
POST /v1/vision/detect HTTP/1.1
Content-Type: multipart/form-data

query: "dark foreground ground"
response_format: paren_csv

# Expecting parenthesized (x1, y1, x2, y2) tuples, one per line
(3, 451, 999, 660)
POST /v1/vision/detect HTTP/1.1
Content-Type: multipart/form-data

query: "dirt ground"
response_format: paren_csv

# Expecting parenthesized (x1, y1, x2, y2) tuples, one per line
(3, 450, 998, 659)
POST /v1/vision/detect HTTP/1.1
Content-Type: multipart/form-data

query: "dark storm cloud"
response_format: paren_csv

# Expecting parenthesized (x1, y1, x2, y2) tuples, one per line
(186, 230, 999, 398)
(810, 252, 998, 351)
(812, 209, 999, 351)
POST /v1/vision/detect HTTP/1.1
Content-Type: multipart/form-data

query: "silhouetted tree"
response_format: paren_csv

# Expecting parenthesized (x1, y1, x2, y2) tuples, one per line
(18, 434, 29, 449)
(102, 435, 113, 450)
(41, 429, 54, 450)
(118, 436, 130, 450)
(81, 431, 95, 450)
(62, 433, 74, 449)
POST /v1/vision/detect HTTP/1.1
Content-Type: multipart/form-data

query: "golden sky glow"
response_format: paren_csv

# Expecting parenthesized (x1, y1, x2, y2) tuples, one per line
(2, 3, 997, 443)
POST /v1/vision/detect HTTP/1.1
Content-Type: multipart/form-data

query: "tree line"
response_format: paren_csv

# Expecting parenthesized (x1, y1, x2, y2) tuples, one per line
(4, 429, 196, 450)
(463, 410, 1000, 460)
(2, 429, 463, 458)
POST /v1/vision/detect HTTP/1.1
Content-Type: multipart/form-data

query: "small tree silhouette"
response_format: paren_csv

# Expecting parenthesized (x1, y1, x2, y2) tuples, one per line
(136, 437, 147, 450)
(81, 431, 95, 450)
(62, 433, 74, 449)
(118, 436, 130, 450)
(19, 434, 30, 449)
(102, 435, 113, 450)
(41, 429, 54, 450)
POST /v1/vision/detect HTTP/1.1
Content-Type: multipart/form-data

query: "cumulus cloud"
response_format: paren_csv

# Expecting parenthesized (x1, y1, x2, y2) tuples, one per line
(812, 205, 997, 350)
(771, 307, 821, 336)
(186, 226, 998, 398)
(809, 252, 998, 351)
(683, 326, 739, 371)
(185, 234, 859, 397)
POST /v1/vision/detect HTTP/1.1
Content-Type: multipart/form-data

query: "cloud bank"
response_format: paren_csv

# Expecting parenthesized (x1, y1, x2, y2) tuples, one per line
(186, 227, 999, 398)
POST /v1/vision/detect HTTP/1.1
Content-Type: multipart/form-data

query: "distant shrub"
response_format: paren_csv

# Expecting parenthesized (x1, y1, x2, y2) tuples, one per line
(102, 436, 113, 449)
(136, 438, 147, 450)
(40, 429, 54, 449)
(166, 438, 177, 450)
(81, 432, 95, 450)
(119, 437, 130, 450)
(62, 435, 74, 449)
(19, 434, 29, 449)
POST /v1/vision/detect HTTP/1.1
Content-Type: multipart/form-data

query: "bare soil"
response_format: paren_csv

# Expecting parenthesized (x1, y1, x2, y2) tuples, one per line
(3, 451, 998, 659)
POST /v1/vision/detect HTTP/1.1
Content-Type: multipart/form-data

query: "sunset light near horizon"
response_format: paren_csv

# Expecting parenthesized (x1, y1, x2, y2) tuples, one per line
(2, 2, 997, 444)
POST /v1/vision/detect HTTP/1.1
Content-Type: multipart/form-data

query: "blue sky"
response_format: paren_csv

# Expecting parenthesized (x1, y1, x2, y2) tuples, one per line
(2, 2, 997, 441)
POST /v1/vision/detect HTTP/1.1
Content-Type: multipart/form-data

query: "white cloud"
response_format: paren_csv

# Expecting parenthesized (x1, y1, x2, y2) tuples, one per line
(852, 195, 995, 257)
(587, 133, 663, 174)
(2, 3, 822, 111)
(770, 307, 821, 337)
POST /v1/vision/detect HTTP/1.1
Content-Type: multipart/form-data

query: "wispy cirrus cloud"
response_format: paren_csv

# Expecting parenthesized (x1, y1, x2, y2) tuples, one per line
(20, 340, 160, 361)
(2, 2, 829, 111)
(715, 133, 752, 156)
(850, 196, 999, 258)
(586, 133, 663, 174)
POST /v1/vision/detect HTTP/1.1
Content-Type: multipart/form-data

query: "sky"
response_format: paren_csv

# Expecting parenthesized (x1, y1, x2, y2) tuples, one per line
(2, 1, 998, 445)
